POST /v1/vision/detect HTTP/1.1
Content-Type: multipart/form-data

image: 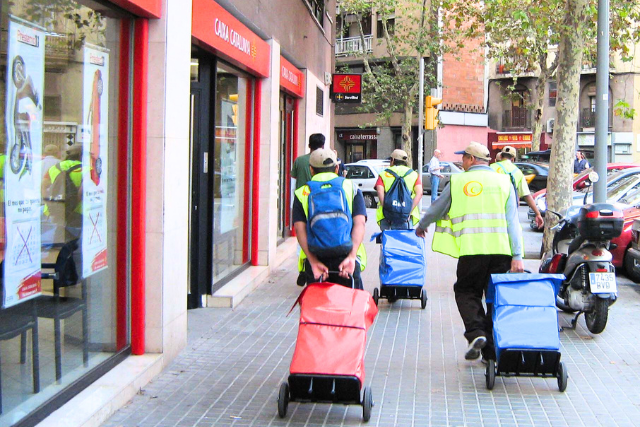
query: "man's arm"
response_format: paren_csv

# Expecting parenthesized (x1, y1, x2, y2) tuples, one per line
(375, 176, 385, 206)
(411, 183, 423, 213)
(525, 194, 544, 229)
(505, 184, 524, 272)
(294, 221, 329, 281)
(415, 184, 451, 237)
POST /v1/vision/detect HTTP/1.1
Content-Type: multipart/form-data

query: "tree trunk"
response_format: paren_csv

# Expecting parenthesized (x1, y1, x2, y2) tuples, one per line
(402, 101, 413, 163)
(542, 0, 587, 255)
(531, 74, 547, 152)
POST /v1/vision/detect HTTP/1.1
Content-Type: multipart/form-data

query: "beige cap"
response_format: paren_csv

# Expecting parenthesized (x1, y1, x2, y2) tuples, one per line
(309, 148, 338, 168)
(454, 142, 491, 161)
(44, 144, 59, 156)
(501, 146, 517, 158)
(65, 144, 83, 158)
(390, 149, 409, 162)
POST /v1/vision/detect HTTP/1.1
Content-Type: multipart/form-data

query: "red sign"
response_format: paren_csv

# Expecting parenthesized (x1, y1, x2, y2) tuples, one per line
(332, 74, 362, 103)
(192, 0, 270, 78)
(280, 56, 304, 98)
(108, 0, 161, 18)
(497, 133, 532, 142)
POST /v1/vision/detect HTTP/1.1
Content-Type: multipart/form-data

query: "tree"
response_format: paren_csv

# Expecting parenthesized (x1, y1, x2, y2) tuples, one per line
(337, 0, 447, 161)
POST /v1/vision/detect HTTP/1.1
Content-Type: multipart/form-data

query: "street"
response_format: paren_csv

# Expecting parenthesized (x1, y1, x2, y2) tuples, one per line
(104, 206, 640, 427)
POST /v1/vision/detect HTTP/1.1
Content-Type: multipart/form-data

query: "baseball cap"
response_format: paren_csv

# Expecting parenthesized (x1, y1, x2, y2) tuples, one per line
(390, 149, 409, 162)
(454, 142, 491, 161)
(309, 148, 338, 168)
(501, 146, 517, 158)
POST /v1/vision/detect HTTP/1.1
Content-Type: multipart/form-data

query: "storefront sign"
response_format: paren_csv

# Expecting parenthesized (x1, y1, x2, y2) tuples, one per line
(492, 133, 532, 148)
(2, 18, 45, 308)
(81, 45, 110, 278)
(192, 0, 270, 78)
(337, 130, 377, 141)
(107, 0, 161, 18)
(332, 74, 362, 103)
(280, 56, 304, 98)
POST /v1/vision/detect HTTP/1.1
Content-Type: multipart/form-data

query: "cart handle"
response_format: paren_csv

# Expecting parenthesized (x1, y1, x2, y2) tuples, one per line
(286, 271, 355, 317)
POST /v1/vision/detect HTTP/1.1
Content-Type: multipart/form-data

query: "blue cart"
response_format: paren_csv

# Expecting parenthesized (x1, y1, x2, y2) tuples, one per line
(373, 230, 427, 309)
(486, 273, 568, 391)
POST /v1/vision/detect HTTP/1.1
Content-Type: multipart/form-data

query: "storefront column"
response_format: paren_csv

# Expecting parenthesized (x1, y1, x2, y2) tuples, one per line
(144, 0, 192, 360)
(255, 39, 282, 267)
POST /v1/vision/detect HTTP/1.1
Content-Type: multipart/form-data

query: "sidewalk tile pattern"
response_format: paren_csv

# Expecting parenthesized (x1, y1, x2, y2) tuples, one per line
(104, 211, 640, 427)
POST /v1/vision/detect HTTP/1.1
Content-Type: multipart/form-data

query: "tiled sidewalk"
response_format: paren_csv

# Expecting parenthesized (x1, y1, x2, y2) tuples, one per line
(104, 213, 640, 427)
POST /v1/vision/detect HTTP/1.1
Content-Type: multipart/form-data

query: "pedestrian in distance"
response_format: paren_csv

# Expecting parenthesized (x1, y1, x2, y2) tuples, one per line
(333, 149, 346, 177)
(490, 146, 544, 229)
(293, 148, 368, 289)
(375, 149, 423, 230)
(291, 133, 325, 190)
(415, 142, 524, 362)
(573, 150, 590, 174)
(427, 149, 444, 204)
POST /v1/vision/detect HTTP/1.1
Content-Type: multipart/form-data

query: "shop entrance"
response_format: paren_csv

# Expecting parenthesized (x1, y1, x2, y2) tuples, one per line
(277, 94, 294, 243)
(347, 143, 366, 163)
(188, 52, 213, 309)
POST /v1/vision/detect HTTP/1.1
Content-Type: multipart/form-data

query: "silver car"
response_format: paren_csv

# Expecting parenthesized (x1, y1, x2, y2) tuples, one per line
(421, 161, 463, 195)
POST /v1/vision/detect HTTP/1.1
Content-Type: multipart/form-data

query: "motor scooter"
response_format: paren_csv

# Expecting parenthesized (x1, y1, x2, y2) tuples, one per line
(540, 175, 623, 334)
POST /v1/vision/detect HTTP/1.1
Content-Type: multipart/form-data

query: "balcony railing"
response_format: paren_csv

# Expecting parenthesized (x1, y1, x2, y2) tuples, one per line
(503, 108, 531, 130)
(581, 108, 612, 129)
(335, 35, 373, 57)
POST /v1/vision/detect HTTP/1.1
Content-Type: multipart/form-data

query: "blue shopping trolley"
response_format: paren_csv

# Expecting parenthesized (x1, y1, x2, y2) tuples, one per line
(485, 273, 568, 392)
(372, 230, 427, 309)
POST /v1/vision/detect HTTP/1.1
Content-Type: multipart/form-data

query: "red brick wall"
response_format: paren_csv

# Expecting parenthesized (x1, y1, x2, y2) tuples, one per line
(442, 36, 485, 110)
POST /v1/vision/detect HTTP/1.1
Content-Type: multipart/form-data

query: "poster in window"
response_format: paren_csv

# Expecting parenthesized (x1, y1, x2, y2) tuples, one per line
(81, 45, 109, 278)
(218, 98, 238, 234)
(2, 17, 45, 308)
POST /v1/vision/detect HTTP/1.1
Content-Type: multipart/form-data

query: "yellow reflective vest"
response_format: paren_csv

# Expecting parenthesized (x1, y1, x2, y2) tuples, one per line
(375, 165, 420, 225)
(490, 160, 525, 198)
(432, 170, 512, 258)
(294, 172, 367, 272)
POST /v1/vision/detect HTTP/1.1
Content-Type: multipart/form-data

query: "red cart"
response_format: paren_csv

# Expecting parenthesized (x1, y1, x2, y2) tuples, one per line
(278, 280, 378, 422)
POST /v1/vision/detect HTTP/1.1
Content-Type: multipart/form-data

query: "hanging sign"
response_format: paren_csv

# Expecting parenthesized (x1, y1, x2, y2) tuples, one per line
(332, 73, 362, 103)
(2, 17, 45, 308)
(81, 45, 110, 278)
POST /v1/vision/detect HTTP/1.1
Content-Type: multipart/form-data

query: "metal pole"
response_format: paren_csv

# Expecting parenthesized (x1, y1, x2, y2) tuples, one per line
(594, 0, 609, 203)
(418, 57, 425, 212)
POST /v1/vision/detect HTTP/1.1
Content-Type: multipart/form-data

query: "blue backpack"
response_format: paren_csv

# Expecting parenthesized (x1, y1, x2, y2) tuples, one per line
(306, 177, 353, 257)
(382, 169, 413, 223)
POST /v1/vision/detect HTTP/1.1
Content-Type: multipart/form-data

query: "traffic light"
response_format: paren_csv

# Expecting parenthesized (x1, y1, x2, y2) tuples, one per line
(425, 95, 442, 130)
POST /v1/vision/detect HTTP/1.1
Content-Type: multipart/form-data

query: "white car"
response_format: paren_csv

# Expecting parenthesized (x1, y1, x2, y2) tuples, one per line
(344, 161, 390, 208)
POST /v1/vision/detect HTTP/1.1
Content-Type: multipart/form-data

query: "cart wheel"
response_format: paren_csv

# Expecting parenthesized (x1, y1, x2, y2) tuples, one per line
(362, 386, 373, 422)
(372, 288, 379, 306)
(485, 360, 496, 390)
(557, 362, 568, 392)
(277, 382, 289, 418)
(420, 288, 428, 309)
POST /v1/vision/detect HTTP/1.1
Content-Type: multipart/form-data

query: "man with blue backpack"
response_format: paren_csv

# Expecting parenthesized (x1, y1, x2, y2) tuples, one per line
(293, 148, 367, 289)
(375, 149, 423, 230)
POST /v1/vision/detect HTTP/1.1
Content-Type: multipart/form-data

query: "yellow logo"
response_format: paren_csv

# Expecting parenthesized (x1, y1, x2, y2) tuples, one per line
(463, 181, 483, 197)
(384, 172, 393, 178)
(251, 43, 257, 60)
(303, 187, 310, 196)
(339, 76, 355, 91)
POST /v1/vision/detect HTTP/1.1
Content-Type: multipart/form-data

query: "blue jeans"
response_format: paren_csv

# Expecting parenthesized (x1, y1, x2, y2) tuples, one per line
(430, 174, 440, 203)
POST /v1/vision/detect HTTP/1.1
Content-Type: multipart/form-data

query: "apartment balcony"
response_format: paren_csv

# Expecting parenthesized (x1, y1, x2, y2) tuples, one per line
(335, 35, 373, 57)
(502, 108, 531, 130)
(580, 108, 612, 129)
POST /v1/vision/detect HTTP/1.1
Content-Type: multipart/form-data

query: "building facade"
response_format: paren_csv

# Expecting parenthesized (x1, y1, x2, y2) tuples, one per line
(0, 0, 335, 425)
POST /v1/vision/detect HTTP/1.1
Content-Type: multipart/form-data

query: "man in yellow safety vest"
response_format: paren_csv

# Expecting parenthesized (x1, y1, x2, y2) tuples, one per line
(490, 145, 543, 229)
(375, 149, 422, 230)
(293, 148, 367, 289)
(415, 142, 524, 362)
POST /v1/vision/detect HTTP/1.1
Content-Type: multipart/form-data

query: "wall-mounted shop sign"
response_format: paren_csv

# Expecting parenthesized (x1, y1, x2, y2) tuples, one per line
(280, 56, 304, 98)
(337, 130, 377, 141)
(108, 0, 161, 18)
(492, 132, 532, 148)
(192, 0, 270, 78)
(332, 73, 362, 103)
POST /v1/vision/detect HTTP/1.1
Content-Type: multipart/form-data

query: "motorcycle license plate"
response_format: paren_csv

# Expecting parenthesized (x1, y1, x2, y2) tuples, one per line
(589, 273, 617, 294)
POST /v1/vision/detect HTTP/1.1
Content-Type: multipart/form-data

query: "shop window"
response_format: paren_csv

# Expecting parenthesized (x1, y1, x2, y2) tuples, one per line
(0, 1, 131, 423)
(316, 86, 324, 116)
(548, 81, 557, 107)
(303, 0, 324, 25)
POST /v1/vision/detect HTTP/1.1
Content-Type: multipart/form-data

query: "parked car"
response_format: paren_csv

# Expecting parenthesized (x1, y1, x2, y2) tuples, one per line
(421, 161, 463, 195)
(521, 149, 551, 162)
(623, 218, 640, 282)
(514, 162, 549, 193)
(344, 161, 389, 208)
(529, 165, 640, 230)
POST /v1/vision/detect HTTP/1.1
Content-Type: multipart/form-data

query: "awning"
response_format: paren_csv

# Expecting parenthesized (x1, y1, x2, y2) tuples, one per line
(492, 141, 532, 149)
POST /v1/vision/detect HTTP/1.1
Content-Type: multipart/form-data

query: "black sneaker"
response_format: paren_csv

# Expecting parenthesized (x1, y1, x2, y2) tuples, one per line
(296, 272, 306, 287)
(465, 336, 487, 360)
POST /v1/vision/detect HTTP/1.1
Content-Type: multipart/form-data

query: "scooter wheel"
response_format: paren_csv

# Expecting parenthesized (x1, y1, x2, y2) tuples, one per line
(557, 362, 568, 392)
(9, 140, 24, 174)
(485, 360, 496, 390)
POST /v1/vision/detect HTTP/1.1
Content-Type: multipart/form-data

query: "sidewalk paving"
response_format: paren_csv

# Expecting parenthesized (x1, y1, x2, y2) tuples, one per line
(104, 208, 640, 427)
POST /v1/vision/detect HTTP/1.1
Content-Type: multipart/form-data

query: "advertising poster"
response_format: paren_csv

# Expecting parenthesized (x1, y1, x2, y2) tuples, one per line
(81, 45, 109, 277)
(2, 18, 45, 308)
(217, 98, 238, 234)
